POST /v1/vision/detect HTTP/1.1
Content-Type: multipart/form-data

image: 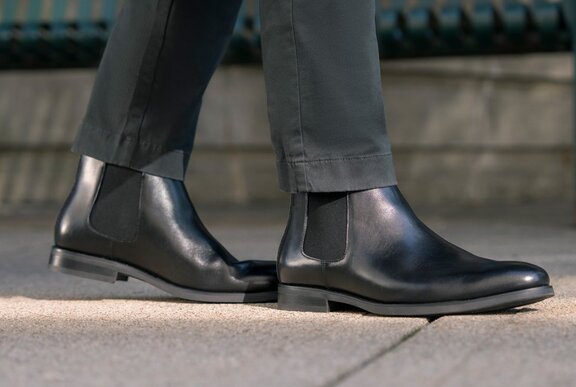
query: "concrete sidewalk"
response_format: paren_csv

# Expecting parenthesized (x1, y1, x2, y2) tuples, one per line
(0, 203, 575, 387)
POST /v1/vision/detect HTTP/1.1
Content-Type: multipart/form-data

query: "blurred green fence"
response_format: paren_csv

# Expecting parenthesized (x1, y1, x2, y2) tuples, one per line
(0, 0, 573, 69)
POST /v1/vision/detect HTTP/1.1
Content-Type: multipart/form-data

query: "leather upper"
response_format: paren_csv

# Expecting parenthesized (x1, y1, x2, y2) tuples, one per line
(278, 186, 550, 303)
(55, 156, 277, 293)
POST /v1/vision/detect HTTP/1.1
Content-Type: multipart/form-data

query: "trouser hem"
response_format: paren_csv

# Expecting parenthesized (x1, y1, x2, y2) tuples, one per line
(276, 153, 397, 193)
(71, 123, 188, 180)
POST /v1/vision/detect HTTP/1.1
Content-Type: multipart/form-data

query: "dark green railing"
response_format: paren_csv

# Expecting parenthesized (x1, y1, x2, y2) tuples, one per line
(377, 0, 571, 58)
(0, 0, 118, 69)
(0, 0, 572, 68)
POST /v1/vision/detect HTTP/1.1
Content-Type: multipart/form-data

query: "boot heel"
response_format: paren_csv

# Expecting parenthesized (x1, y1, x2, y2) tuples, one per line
(49, 247, 128, 283)
(277, 284, 331, 312)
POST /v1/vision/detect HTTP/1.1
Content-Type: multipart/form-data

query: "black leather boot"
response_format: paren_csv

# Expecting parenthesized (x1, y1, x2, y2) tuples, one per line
(277, 186, 553, 316)
(50, 156, 277, 303)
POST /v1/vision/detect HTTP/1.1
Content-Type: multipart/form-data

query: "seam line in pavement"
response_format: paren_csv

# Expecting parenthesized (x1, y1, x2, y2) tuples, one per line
(322, 322, 430, 387)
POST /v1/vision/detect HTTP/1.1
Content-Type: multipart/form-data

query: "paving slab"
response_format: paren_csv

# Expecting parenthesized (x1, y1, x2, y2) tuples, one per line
(340, 278, 576, 387)
(0, 216, 426, 387)
(0, 204, 574, 386)
(0, 299, 426, 387)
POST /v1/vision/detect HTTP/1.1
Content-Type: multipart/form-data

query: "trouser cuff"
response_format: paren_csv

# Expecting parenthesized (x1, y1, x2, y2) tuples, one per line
(277, 154, 397, 193)
(71, 124, 188, 180)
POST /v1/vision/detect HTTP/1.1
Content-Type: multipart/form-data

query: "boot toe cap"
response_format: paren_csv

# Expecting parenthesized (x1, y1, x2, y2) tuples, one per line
(509, 261, 550, 288)
(483, 261, 551, 296)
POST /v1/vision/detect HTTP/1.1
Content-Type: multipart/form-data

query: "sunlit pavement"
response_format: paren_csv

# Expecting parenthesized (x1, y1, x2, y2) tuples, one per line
(0, 203, 574, 387)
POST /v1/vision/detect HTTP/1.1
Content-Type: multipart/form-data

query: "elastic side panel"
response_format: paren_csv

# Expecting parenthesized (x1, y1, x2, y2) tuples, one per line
(90, 164, 142, 242)
(303, 192, 347, 261)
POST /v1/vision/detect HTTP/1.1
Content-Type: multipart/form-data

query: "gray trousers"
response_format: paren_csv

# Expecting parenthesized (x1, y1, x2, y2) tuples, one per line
(72, 0, 397, 192)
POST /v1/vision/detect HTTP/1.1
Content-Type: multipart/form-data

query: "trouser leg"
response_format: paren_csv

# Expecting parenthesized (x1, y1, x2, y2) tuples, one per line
(260, 0, 397, 192)
(72, 0, 243, 180)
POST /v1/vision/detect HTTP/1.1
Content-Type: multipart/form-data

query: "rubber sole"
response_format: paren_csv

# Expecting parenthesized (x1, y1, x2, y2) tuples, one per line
(278, 284, 554, 316)
(49, 247, 277, 303)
